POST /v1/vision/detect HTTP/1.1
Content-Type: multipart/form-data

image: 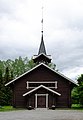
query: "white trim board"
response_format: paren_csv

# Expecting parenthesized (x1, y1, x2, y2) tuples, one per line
(23, 85, 61, 96)
(28, 81, 55, 83)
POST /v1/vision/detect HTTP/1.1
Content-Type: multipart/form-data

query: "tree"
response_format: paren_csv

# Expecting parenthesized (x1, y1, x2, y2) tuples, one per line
(71, 87, 79, 104)
(12, 56, 26, 78)
(0, 57, 36, 105)
(1, 67, 12, 105)
(0, 69, 3, 105)
(72, 74, 83, 106)
(27, 59, 36, 70)
(77, 74, 83, 106)
(48, 63, 57, 71)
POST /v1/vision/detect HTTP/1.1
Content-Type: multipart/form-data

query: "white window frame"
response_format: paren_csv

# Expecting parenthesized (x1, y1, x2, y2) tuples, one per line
(55, 81, 57, 89)
(26, 81, 57, 89)
(26, 81, 29, 89)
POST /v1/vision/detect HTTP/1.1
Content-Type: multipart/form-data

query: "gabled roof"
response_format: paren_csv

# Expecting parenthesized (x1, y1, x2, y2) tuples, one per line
(23, 85, 61, 96)
(5, 63, 78, 86)
(38, 32, 46, 55)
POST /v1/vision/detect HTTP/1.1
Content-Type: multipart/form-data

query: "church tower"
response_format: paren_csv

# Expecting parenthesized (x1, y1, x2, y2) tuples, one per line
(33, 30, 51, 64)
(33, 6, 51, 64)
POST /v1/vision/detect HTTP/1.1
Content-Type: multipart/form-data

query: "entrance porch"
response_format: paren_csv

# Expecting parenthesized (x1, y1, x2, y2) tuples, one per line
(23, 85, 61, 109)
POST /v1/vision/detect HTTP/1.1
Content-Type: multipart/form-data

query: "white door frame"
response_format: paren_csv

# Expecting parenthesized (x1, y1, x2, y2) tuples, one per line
(35, 94, 48, 108)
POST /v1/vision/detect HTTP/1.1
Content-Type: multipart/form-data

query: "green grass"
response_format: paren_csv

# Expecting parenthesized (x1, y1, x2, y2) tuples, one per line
(72, 104, 81, 108)
(71, 104, 83, 110)
(0, 106, 26, 112)
(0, 106, 16, 112)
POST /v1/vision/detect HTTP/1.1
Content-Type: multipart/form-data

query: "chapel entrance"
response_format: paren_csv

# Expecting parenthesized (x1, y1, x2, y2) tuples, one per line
(35, 94, 48, 108)
(37, 96, 46, 108)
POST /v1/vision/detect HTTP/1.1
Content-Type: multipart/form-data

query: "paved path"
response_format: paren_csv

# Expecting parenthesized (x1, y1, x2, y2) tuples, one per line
(0, 109, 83, 120)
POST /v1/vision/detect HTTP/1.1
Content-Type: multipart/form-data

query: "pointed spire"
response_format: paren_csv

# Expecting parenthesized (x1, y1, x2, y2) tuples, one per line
(38, 31, 46, 55)
(38, 3, 46, 55)
(41, 5, 44, 32)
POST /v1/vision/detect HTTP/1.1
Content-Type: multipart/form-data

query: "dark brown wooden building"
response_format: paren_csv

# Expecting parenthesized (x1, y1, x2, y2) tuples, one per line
(5, 31, 77, 109)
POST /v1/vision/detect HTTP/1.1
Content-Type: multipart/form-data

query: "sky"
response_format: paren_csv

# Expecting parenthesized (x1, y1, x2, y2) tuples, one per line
(0, 0, 83, 81)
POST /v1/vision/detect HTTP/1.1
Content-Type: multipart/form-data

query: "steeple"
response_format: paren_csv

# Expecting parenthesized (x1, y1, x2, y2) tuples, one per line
(32, 3, 51, 64)
(33, 29, 51, 64)
(38, 31, 46, 55)
(38, 5, 46, 55)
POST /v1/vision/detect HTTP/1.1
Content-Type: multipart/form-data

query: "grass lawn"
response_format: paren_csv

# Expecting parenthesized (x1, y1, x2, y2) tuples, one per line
(71, 104, 83, 110)
(0, 106, 26, 112)
(0, 106, 17, 112)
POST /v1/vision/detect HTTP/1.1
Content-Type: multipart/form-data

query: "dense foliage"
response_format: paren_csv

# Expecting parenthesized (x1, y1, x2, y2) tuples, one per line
(77, 74, 83, 106)
(0, 57, 36, 106)
(72, 74, 83, 107)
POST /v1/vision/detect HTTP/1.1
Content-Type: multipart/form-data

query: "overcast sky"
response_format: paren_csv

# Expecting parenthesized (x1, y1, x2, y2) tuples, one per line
(0, 0, 83, 81)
